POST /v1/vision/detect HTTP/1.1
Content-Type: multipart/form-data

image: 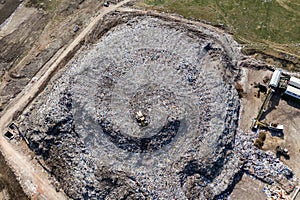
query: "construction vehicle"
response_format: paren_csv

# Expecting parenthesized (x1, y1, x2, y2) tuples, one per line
(269, 122, 284, 132)
(252, 120, 283, 131)
(250, 88, 285, 133)
(104, 1, 110, 7)
(254, 88, 273, 122)
(276, 146, 290, 159)
(254, 82, 268, 94)
(135, 111, 148, 127)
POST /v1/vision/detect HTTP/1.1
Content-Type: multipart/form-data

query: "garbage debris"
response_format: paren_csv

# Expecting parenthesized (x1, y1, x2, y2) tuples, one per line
(16, 15, 296, 200)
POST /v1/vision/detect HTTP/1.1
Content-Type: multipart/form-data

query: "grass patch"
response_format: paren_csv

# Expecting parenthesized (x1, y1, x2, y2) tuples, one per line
(143, 0, 300, 44)
(140, 0, 300, 69)
(26, 0, 60, 11)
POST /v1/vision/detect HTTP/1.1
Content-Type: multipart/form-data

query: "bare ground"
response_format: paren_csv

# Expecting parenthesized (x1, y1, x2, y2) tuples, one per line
(0, 150, 29, 200)
(230, 174, 266, 200)
(263, 97, 300, 177)
(239, 67, 300, 177)
(238, 67, 273, 131)
(237, 66, 300, 198)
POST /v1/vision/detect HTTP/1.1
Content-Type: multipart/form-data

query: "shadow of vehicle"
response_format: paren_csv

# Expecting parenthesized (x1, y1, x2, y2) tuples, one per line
(282, 95, 300, 110)
(260, 92, 281, 120)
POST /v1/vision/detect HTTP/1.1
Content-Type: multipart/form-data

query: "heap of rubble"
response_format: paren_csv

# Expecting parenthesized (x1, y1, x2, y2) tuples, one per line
(17, 15, 295, 199)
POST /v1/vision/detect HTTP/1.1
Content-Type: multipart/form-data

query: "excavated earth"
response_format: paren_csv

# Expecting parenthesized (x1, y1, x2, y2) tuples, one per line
(18, 12, 250, 199)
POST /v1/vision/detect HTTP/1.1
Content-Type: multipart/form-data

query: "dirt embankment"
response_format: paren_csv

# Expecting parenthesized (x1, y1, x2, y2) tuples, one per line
(0, 0, 21, 25)
(0, 0, 102, 112)
(0, 149, 29, 199)
(0, 1, 32, 199)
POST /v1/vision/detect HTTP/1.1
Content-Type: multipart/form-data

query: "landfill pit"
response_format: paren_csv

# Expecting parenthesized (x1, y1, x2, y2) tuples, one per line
(17, 14, 295, 199)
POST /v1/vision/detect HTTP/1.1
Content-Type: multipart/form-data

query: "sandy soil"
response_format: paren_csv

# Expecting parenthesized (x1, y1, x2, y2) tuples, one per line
(238, 67, 273, 131)
(230, 174, 266, 200)
(239, 67, 300, 177)
(0, 0, 20, 25)
(235, 66, 300, 199)
(0, 4, 36, 39)
(263, 96, 300, 177)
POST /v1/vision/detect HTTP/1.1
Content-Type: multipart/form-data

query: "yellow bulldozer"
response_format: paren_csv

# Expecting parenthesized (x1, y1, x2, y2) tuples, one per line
(135, 111, 148, 127)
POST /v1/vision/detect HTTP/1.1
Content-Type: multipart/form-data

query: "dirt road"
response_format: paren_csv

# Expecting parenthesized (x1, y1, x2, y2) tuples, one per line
(0, 0, 132, 198)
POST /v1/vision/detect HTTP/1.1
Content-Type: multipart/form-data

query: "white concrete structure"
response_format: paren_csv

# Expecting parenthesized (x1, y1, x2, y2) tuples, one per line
(285, 85, 300, 100)
(269, 68, 282, 88)
(288, 76, 300, 89)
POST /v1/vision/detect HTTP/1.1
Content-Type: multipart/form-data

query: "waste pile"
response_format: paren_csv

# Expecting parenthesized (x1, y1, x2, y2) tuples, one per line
(17, 14, 296, 199)
(235, 130, 295, 184)
(233, 129, 297, 199)
(263, 185, 289, 200)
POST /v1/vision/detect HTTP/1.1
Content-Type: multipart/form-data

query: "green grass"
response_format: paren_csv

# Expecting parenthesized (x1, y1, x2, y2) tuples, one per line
(26, 0, 60, 11)
(142, 0, 300, 62)
(144, 0, 300, 44)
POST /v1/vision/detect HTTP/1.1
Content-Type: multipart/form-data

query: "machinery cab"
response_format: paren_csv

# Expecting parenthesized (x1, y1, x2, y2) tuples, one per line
(276, 146, 290, 159)
(135, 111, 148, 127)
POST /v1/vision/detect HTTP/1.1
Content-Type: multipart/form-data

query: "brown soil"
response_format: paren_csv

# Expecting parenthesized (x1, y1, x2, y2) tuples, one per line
(236, 65, 300, 198)
(0, 151, 29, 199)
(230, 174, 266, 200)
(0, 0, 21, 25)
(239, 67, 300, 177)
(238, 67, 273, 131)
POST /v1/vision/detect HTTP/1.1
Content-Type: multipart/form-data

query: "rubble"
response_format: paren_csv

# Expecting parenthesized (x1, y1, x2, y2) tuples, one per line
(263, 185, 289, 200)
(234, 130, 295, 185)
(17, 14, 297, 199)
